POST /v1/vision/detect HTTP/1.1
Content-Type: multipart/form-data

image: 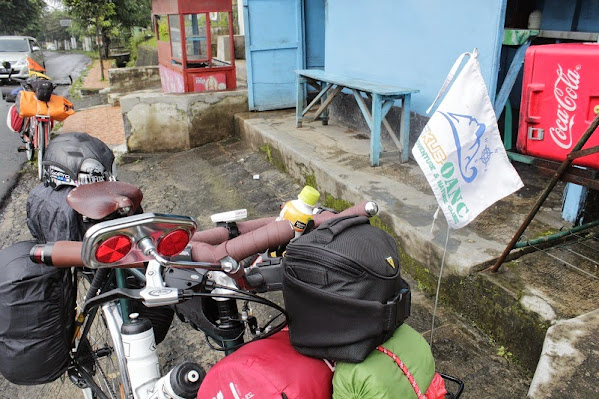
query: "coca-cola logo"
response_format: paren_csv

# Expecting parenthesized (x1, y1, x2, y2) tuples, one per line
(549, 64, 581, 150)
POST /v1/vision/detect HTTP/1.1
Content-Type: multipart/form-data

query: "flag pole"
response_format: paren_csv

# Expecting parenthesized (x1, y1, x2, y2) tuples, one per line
(430, 224, 451, 348)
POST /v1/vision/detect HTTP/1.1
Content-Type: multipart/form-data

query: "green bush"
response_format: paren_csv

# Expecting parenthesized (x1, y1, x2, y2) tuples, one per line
(127, 31, 154, 67)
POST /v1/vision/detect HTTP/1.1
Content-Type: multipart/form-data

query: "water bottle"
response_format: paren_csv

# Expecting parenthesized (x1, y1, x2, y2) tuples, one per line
(121, 313, 161, 399)
(278, 186, 320, 237)
(150, 362, 205, 399)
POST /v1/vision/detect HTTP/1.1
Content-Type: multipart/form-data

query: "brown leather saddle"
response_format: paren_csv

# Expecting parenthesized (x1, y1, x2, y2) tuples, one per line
(66, 181, 143, 220)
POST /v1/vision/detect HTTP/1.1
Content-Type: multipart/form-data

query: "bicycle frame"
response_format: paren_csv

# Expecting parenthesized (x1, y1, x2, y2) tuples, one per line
(32, 115, 50, 148)
(73, 269, 134, 399)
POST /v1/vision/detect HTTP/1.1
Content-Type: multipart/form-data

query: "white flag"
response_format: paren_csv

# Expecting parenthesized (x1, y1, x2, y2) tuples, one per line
(412, 50, 524, 229)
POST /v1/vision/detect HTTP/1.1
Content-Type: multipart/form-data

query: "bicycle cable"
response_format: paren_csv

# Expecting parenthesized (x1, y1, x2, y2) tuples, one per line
(186, 287, 288, 352)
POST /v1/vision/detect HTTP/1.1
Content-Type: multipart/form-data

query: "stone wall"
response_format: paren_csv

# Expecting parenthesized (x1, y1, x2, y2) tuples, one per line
(216, 35, 246, 61)
(108, 66, 162, 94)
(120, 89, 249, 153)
(136, 44, 158, 67)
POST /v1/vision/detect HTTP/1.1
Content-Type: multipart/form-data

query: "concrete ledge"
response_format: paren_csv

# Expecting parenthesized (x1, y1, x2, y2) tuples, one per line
(235, 110, 599, 375)
(136, 44, 158, 67)
(108, 66, 161, 94)
(529, 309, 599, 398)
(121, 89, 248, 152)
(216, 35, 245, 61)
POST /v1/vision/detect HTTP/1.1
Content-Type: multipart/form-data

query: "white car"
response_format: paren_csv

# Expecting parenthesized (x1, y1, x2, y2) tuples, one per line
(0, 36, 45, 82)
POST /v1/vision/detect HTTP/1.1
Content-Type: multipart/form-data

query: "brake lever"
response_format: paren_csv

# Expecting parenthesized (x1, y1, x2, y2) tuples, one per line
(83, 288, 143, 314)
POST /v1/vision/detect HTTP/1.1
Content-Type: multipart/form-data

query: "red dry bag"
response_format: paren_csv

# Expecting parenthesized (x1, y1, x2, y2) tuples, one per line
(197, 330, 333, 399)
(6, 104, 24, 133)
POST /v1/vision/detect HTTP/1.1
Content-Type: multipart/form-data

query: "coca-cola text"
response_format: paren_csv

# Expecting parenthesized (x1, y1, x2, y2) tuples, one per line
(549, 65, 580, 150)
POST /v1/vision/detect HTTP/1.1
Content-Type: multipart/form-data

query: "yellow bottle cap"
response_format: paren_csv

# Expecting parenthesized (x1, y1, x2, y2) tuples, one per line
(298, 186, 320, 206)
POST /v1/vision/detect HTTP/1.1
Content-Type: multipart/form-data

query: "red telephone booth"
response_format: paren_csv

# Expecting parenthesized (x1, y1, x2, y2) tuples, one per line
(152, 0, 237, 93)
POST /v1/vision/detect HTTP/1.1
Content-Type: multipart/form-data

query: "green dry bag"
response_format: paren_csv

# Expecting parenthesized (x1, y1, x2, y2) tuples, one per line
(332, 324, 435, 399)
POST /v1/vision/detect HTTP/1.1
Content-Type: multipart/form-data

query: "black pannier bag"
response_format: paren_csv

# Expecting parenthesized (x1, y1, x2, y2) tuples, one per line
(282, 215, 411, 363)
(0, 241, 75, 385)
(34, 79, 54, 102)
(26, 183, 174, 345)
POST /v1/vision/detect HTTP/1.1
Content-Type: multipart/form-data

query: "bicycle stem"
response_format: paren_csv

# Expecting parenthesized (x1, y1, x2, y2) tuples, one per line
(138, 236, 226, 271)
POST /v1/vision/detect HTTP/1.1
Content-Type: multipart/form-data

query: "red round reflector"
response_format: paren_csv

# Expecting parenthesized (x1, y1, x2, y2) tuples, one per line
(95, 235, 132, 264)
(157, 229, 190, 257)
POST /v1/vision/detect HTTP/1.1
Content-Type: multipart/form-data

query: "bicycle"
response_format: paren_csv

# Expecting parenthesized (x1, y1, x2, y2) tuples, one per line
(29, 181, 464, 399)
(3, 59, 74, 180)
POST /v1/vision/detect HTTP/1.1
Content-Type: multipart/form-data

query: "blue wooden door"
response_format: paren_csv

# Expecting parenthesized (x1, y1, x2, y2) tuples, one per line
(304, 0, 325, 69)
(243, 0, 304, 110)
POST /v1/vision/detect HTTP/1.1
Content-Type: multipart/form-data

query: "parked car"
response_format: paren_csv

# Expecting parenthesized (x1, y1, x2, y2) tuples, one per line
(0, 36, 45, 83)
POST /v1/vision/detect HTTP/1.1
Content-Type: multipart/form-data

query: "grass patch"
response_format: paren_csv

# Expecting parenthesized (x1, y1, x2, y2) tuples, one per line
(69, 60, 94, 99)
(141, 37, 157, 48)
(127, 34, 156, 67)
(73, 49, 99, 60)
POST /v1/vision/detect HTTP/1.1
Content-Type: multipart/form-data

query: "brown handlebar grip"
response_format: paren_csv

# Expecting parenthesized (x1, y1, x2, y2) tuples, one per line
(191, 220, 295, 263)
(191, 217, 277, 245)
(191, 228, 230, 245)
(237, 217, 277, 234)
(313, 201, 378, 226)
(30, 241, 84, 267)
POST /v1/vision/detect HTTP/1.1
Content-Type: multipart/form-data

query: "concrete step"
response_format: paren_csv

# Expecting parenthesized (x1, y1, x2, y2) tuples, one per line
(235, 109, 599, 397)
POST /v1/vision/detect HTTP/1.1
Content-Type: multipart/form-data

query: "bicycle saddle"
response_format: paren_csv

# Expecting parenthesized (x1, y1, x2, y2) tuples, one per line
(66, 181, 143, 220)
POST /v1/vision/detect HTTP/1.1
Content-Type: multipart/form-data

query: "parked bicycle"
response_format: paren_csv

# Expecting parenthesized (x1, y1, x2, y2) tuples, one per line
(3, 58, 75, 180)
(22, 181, 464, 399)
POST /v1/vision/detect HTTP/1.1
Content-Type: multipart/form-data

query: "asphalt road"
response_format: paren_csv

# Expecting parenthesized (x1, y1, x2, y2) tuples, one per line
(0, 51, 89, 205)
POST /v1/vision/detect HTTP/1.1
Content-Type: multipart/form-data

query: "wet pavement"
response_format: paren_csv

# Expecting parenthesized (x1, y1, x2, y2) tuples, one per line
(0, 51, 90, 206)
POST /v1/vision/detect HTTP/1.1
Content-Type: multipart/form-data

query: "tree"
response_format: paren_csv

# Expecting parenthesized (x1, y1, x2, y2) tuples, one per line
(0, 0, 44, 37)
(62, 0, 115, 80)
(110, 0, 151, 30)
(62, 0, 151, 78)
(39, 9, 73, 43)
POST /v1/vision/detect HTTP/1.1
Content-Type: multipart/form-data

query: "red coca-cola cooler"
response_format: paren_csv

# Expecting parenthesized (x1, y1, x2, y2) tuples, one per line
(517, 43, 599, 169)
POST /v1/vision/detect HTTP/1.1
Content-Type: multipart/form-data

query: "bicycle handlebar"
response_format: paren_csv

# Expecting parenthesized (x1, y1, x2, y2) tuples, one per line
(30, 241, 84, 267)
(189, 200, 377, 263)
(30, 201, 378, 271)
(191, 216, 277, 245)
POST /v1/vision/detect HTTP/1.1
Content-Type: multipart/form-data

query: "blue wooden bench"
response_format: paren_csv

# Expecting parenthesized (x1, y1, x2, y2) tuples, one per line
(295, 69, 419, 166)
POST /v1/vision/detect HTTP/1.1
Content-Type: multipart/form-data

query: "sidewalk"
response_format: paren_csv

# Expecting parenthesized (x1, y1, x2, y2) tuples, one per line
(61, 59, 125, 147)
(81, 59, 113, 90)
(60, 104, 125, 146)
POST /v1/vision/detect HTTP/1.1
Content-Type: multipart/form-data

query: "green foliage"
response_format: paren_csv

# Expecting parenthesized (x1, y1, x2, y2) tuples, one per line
(142, 36, 156, 48)
(126, 31, 153, 67)
(157, 16, 169, 42)
(497, 346, 513, 359)
(63, 0, 115, 27)
(39, 9, 72, 42)
(68, 59, 93, 98)
(110, 0, 151, 29)
(0, 0, 44, 37)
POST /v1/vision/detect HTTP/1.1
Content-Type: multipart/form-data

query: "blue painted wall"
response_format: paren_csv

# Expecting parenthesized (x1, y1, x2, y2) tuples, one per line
(325, 0, 507, 115)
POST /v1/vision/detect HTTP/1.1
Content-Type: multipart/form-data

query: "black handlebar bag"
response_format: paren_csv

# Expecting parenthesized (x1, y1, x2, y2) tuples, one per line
(33, 79, 54, 102)
(282, 215, 411, 363)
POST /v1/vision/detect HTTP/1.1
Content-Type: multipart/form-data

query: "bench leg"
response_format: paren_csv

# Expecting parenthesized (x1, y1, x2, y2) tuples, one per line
(400, 94, 411, 163)
(371, 93, 383, 167)
(296, 76, 305, 128)
(321, 81, 329, 125)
